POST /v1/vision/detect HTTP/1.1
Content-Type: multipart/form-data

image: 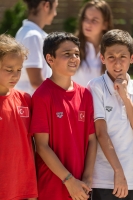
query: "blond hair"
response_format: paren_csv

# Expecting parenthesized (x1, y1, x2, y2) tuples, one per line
(0, 34, 28, 60)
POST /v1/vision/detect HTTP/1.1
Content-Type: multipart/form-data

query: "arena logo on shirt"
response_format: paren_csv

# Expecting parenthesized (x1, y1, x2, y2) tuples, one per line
(78, 111, 85, 122)
(56, 112, 63, 118)
(17, 106, 29, 117)
(105, 106, 113, 112)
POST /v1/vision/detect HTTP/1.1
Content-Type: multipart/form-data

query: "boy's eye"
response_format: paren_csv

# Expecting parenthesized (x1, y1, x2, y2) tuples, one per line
(65, 53, 70, 56)
(75, 53, 80, 57)
(108, 56, 114, 59)
(6, 70, 12, 72)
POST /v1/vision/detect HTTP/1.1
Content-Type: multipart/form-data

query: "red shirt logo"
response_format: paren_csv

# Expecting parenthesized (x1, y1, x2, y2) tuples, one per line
(78, 111, 85, 122)
(17, 106, 29, 117)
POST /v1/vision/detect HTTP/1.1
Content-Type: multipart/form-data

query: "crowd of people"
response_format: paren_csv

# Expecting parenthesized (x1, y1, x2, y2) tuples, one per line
(0, 0, 133, 200)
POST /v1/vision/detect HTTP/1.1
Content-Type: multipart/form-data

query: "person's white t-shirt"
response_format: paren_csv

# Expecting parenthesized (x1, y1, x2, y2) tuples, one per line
(87, 71, 133, 189)
(72, 42, 101, 87)
(15, 19, 52, 95)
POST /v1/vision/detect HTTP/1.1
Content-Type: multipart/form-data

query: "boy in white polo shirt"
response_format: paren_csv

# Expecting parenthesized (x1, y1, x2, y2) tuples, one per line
(87, 29, 133, 200)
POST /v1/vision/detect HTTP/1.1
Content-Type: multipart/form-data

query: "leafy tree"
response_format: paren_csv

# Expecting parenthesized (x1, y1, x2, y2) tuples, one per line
(63, 17, 77, 33)
(0, 1, 26, 37)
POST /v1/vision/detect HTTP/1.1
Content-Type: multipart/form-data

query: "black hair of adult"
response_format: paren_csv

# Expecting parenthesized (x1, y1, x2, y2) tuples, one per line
(23, 0, 55, 11)
(43, 32, 80, 59)
(101, 29, 133, 56)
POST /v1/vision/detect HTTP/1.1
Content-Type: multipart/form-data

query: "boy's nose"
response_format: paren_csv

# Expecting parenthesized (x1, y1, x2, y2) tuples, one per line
(70, 54, 77, 60)
(12, 71, 20, 79)
(115, 58, 121, 67)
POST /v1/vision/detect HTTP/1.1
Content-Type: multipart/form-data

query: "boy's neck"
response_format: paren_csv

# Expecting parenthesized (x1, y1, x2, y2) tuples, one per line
(50, 75, 74, 91)
(28, 15, 45, 29)
(0, 87, 10, 96)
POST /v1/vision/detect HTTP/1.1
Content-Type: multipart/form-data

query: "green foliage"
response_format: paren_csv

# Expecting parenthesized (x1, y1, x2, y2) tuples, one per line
(63, 17, 77, 33)
(0, 1, 26, 37)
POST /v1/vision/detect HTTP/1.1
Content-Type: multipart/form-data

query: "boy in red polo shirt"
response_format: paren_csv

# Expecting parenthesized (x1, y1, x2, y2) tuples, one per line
(0, 34, 38, 200)
(30, 32, 97, 200)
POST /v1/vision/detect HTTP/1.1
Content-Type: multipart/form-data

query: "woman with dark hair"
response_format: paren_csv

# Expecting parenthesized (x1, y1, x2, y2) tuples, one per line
(15, 0, 58, 95)
(72, 0, 113, 87)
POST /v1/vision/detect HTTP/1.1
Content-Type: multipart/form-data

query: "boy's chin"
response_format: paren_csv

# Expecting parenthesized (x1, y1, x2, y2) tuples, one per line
(8, 85, 16, 89)
(107, 72, 116, 82)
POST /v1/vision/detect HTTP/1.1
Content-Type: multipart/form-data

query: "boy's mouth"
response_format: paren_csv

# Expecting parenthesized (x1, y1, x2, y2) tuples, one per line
(114, 69, 122, 73)
(68, 63, 77, 68)
(9, 81, 17, 85)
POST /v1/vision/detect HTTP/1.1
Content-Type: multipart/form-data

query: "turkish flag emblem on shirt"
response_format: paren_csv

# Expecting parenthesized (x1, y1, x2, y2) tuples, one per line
(78, 111, 85, 122)
(17, 106, 29, 117)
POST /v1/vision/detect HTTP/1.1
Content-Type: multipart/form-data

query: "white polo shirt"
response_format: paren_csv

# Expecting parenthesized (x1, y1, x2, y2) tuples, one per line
(15, 20, 52, 95)
(87, 71, 133, 189)
(72, 42, 101, 87)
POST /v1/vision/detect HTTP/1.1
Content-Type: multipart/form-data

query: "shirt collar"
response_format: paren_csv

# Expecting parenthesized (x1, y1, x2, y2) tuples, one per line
(103, 70, 133, 95)
(23, 19, 47, 37)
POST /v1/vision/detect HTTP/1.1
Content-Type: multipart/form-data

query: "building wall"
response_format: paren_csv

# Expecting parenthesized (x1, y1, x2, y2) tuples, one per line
(0, 0, 18, 21)
(45, 0, 82, 33)
(106, 0, 133, 35)
(0, 0, 133, 34)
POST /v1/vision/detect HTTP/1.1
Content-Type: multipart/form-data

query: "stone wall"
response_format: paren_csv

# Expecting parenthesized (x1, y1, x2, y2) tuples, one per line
(0, 0, 133, 34)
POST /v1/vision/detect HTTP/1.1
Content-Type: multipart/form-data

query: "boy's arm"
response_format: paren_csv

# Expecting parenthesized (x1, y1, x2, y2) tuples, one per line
(95, 119, 128, 198)
(114, 75, 133, 128)
(82, 134, 97, 188)
(34, 133, 90, 200)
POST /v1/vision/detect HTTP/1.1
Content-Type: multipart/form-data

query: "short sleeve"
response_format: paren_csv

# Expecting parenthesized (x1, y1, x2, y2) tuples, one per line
(87, 81, 105, 122)
(21, 34, 44, 68)
(30, 93, 49, 135)
(85, 89, 95, 134)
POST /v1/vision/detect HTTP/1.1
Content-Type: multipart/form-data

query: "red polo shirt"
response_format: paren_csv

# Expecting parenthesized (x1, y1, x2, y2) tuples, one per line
(31, 79, 95, 200)
(0, 89, 38, 200)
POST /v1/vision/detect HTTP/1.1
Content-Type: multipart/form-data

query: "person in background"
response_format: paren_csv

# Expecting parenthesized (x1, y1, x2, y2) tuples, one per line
(0, 34, 38, 200)
(15, 0, 58, 95)
(30, 32, 97, 200)
(72, 0, 113, 87)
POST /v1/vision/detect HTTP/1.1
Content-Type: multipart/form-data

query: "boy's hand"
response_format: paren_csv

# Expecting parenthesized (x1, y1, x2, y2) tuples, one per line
(82, 177, 92, 199)
(82, 176, 92, 193)
(113, 170, 128, 198)
(114, 74, 128, 100)
(65, 176, 90, 200)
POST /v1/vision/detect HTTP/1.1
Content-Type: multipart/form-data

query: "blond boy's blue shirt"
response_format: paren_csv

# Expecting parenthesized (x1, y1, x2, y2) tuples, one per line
(87, 71, 133, 189)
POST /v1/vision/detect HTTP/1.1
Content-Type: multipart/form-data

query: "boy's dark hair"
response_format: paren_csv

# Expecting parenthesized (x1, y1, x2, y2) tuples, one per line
(43, 32, 80, 60)
(101, 29, 133, 56)
(24, 0, 55, 15)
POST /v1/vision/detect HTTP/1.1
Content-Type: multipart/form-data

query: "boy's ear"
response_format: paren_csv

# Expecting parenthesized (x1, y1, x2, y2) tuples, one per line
(130, 54, 133, 64)
(42, 1, 50, 11)
(100, 54, 105, 64)
(46, 54, 54, 66)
